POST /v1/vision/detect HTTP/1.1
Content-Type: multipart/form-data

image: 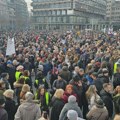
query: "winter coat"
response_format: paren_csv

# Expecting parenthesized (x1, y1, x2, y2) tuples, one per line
(113, 94, 120, 114)
(50, 98, 65, 120)
(14, 101, 41, 120)
(52, 79, 67, 91)
(86, 75, 93, 85)
(97, 75, 109, 84)
(93, 79, 103, 95)
(0, 107, 8, 120)
(59, 98, 83, 120)
(87, 105, 109, 120)
(62, 92, 77, 103)
(60, 67, 71, 83)
(4, 97, 16, 120)
(6, 66, 16, 89)
(113, 73, 120, 88)
(88, 94, 100, 110)
(71, 84, 83, 108)
(100, 89, 113, 117)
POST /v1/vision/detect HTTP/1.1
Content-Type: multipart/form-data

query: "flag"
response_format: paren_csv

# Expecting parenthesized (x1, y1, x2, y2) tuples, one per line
(6, 37, 15, 56)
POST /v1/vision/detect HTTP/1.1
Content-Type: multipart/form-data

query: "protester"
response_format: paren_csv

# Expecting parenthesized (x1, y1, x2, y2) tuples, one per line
(62, 84, 77, 103)
(52, 73, 67, 91)
(14, 92, 41, 120)
(86, 85, 100, 109)
(35, 86, 51, 113)
(3, 89, 16, 120)
(0, 30, 120, 120)
(20, 84, 30, 101)
(86, 98, 109, 120)
(50, 89, 65, 120)
(59, 95, 83, 120)
(0, 95, 8, 120)
(100, 83, 113, 119)
(1, 73, 11, 89)
(67, 110, 85, 120)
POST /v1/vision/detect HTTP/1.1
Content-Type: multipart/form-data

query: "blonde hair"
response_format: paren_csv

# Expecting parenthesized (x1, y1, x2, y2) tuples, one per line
(114, 115, 120, 120)
(86, 85, 96, 100)
(54, 89, 64, 99)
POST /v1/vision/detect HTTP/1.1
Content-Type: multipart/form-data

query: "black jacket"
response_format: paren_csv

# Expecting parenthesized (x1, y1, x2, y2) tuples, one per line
(4, 97, 17, 120)
(50, 98, 65, 120)
(113, 73, 120, 88)
(0, 107, 8, 120)
(93, 79, 103, 95)
(100, 89, 113, 117)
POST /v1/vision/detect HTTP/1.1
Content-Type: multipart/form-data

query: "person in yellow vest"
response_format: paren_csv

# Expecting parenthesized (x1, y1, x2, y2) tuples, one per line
(15, 65, 24, 81)
(34, 71, 49, 89)
(35, 86, 51, 114)
(114, 59, 120, 74)
(22, 70, 32, 87)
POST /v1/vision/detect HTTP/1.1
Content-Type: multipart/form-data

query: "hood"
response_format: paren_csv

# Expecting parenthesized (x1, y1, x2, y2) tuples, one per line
(21, 102, 36, 110)
(68, 95, 76, 103)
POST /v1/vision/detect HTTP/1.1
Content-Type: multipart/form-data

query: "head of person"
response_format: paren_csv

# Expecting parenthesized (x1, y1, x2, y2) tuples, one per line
(68, 95, 77, 103)
(54, 89, 64, 99)
(67, 110, 78, 120)
(18, 77, 25, 84)
(38, 86, 46, 96)
(13, 59, 19, 66)
(25, 58, 29, 63)
(1, 73, 9, 80)
(0, 80, 5, 89)
(79, 68, 84, 76)
(25, 92, 34, 102)
(72, 75, 81, 84)
(3, 89, 14, 99)
(91, 72, 98, 80)
(21, 84, 30, 93)
(102, 68, 109, 77)
(65, 85, 73, 94)
(103, 83, 113, 93)
(23, 70, 30, 77)
(86, 85, 97, 99)
(114, 114, 120, 120)
(115, 86, 120, 94)
(58, 74, 63, 80)
(16, 65, 24, 72)
(7, 60, 13, 67)
(95, 98, 104, 108)
(74, 66, 80, 74)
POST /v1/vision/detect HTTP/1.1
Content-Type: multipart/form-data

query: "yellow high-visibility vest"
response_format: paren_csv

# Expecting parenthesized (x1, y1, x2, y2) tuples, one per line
(15, 71, 21, 81)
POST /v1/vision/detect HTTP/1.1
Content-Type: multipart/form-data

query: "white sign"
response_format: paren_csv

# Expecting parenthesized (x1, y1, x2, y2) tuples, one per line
(6, 37, 15, 56)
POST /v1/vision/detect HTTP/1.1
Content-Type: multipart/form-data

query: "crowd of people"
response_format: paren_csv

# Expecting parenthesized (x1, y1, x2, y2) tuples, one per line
(0, 30, 120, 120)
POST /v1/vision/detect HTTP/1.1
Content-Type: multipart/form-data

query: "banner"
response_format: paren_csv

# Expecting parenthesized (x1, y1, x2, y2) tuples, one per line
(6, 37, 15, 56)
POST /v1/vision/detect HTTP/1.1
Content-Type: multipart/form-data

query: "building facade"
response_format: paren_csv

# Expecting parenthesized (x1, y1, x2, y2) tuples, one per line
(106, 0, 120, 30)
(7, 0, 16, 30)
(0, 0, 9, 30)
(15, 0, 29, 30)
(31, 0, 107, 31)
(0, 0, 29, 31)
(111, 0, 120, 29)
